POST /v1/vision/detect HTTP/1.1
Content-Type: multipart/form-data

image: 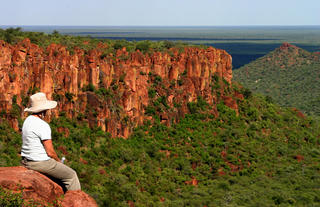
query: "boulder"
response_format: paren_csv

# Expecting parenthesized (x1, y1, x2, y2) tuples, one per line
(0, 166, 63, 205)
(0, 166, 97, 207)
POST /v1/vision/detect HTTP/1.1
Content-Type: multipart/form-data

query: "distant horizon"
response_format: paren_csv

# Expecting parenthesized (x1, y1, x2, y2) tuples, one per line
(2, 25, 320, 26)
(1, 21, 320, 71)
(1, 25, 320, 29)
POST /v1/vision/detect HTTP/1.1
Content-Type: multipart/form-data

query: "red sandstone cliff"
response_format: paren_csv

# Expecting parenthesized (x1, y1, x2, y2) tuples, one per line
(0, 166, 97, 207)
(0, 38, 233, 137)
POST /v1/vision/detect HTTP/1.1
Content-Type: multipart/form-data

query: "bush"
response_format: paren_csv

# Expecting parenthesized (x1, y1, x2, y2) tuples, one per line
(0, 187, 43, 207)
(136, 41, 151, 53)
(65, 92, 74, 102)
(0, 187, 24, 206)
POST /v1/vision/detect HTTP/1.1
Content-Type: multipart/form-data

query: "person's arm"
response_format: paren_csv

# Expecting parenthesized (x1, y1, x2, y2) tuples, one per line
(42, 139, 60, 162)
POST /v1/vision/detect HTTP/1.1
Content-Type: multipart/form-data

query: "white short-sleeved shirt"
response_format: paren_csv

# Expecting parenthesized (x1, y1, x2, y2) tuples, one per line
(21, 115, 51, 161)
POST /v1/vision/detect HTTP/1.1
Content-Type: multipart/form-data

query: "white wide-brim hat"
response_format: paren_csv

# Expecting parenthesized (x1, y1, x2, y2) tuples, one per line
(24, 92, 57, 113)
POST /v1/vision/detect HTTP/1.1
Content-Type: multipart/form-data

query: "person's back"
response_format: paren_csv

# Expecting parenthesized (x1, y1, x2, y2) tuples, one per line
(21, 92, 81, 191)
(21, 115, 51, 161)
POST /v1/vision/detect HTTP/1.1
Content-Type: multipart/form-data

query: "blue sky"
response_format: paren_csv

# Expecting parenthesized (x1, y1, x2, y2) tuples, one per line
(2, 0, 319, 26)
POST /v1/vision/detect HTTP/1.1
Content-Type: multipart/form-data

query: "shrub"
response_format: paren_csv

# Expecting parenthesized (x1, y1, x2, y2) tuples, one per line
(136, 41, 151, 53)
(82, 84, 96, 92)
(65, 92, 74, 102)
(0, 187, 24, 207)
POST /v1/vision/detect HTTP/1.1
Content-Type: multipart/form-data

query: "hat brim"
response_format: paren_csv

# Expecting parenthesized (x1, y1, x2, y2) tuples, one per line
(24, 101, 57, 113)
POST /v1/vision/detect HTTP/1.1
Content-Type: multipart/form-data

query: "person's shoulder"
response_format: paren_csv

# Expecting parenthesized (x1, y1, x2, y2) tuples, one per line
(38, 117, 50, 127)
(23, 115, 34, 123)
(30, 116, 50, 127)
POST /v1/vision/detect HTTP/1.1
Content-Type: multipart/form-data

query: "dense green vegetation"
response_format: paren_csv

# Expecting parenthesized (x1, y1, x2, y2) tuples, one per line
(1, 89, 320, 206)
(0, 187, 24, 207)
(233, 44, 320, 116)
(0, 187, 50, 207)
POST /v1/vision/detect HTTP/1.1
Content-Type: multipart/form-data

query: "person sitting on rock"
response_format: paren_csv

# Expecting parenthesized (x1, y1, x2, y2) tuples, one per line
(21, 92, 81, 191)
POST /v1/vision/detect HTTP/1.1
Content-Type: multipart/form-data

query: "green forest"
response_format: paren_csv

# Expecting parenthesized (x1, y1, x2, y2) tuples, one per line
(0, 29, 320, 206)
(2, 88, 320, 206)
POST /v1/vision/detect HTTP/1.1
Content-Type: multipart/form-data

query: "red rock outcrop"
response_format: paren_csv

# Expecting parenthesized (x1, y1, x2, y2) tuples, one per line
(61, 190, 98, 207)
(0, 166, 98, 207)
(279, 42, 297, 50)
(0, 166, 63, 205)
(0, 38, 233, 137)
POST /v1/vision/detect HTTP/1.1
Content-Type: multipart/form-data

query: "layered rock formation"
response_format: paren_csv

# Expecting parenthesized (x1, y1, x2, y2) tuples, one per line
(0, 166, 97, 207)
(0, 38, 233, 137)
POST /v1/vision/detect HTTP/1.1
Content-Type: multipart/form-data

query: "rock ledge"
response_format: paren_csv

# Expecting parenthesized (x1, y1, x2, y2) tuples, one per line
(0, 166, 97, 207)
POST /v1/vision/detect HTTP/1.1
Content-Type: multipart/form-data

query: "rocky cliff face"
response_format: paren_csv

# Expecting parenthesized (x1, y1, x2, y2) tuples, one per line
(0, 38, 233, 137)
